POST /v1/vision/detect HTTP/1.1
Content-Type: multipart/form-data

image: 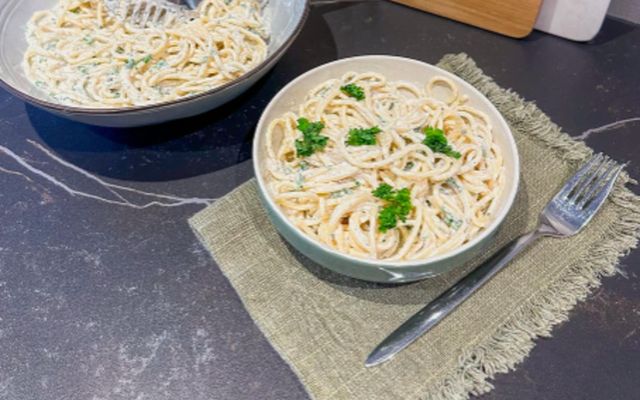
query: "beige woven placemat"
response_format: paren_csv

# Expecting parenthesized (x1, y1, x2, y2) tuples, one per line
(189, 53, 640, 400)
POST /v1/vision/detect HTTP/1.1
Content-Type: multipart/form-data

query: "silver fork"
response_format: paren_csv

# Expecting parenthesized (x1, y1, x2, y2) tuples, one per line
(366, 153, 624, 367)
(103, 0, 201, 28)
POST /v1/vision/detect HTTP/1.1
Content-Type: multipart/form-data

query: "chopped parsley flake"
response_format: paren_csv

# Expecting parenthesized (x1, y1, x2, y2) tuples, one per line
(330, 188, 352, 199)
(295, 173, 304, 190)
(125, 55, 153, 69)
(295, 118, 328, 157)
(346, 126, 381, 146)
(340, 83, 365, 101)
(445, 177, 461, 191)
(330, 181, 362, 199)
(442, 209, 463, 230)
(372, 184, 413, 232)
(423, 126, 461, 159)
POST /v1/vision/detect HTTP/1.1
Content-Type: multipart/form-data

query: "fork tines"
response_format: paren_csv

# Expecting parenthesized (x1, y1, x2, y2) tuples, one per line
(104, 0, 187, 28)
(564, 153, 624, 209)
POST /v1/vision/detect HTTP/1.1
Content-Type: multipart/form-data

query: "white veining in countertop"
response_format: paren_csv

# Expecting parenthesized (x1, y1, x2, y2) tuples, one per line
(0, 140, 215, 209)
(576, 117, 640, 141)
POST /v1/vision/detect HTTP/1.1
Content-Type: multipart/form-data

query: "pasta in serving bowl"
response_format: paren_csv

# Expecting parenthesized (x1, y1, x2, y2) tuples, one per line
(253, 56, 520, 283)
(24, 0, 270, 108)
(0, 0, 309, 126)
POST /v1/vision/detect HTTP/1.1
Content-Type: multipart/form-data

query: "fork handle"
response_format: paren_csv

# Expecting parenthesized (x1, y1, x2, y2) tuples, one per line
(440, 229, 541, 302)
(366, 228, 546, 366)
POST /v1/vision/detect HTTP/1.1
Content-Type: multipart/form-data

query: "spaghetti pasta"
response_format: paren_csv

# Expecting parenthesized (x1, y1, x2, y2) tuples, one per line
(23, 0, 268, 107)
(265, 72, 505, 261)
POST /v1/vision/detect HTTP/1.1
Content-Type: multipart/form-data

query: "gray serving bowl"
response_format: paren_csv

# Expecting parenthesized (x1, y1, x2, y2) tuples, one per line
(253, 56, 520, 283)
(0, 0, 309, 127)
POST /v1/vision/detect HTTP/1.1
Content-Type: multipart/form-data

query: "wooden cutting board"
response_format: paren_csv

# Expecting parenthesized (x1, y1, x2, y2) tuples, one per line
(392, 0, 543, 38)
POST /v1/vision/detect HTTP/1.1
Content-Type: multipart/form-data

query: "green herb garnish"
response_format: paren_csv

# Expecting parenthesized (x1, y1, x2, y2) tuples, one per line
(422, 126, 461, 159)
(442, 209, 463, 230)
(331, 180, 363, 198)
(340, 83, 365, 101)
(372, 184, 413, 232)
(83, 36, 94, 45)
(115, 46, 125, 54)
(295, 118, 328, 157)
(125, 55, 153, 69)
(346, 126, 381, 146)
(69, 7, 81, 14)
(330, 188, 352, 199)
(295, 173, 304, 190)
(445, 177, 460, 191)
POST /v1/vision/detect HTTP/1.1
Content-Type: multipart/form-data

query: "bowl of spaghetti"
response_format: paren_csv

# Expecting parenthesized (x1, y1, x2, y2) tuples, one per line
(253, 55, 520, 283)
(0, 0, 308, 127)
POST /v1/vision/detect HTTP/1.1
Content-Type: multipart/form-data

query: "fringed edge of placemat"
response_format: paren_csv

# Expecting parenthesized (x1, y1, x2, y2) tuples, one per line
(424, 53, 640, 400)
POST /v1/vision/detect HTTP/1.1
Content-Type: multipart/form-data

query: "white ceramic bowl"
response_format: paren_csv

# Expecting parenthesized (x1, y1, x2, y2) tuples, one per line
(0, 0, 309, 127)
(253, 55, 520, 283)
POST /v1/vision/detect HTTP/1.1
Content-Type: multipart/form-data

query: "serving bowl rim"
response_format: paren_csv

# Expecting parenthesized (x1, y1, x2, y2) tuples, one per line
(253, 54, 520, 269)
(0, 0, 310, 115)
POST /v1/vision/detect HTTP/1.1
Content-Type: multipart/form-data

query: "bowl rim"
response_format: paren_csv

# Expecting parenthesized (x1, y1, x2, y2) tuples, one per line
(0, 0, 310, 115)
(253, 54, 521, 268)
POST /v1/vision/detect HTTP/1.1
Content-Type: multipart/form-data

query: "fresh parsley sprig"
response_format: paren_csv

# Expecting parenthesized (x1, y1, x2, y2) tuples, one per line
(372, 184, 413, 232)
(340, 83, 365, 101)
(295, 118, 328, 157)
(422, 126, 461, 159)
(346, 126, 381, 146)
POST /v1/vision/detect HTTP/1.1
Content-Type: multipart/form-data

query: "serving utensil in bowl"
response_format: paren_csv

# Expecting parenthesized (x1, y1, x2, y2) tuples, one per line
(252, 55, 521, 283)
(103, 0, 200, 28)
(0, 0, 308, 127)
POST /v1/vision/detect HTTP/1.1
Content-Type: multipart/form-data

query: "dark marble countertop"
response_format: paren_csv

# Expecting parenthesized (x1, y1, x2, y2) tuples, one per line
(1, 2, 639, 399)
